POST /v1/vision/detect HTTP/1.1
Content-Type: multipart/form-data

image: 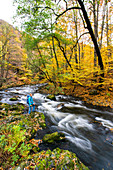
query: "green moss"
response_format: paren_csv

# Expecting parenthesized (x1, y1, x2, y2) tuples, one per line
(47, 95, 56, 101)
(14, 148, 89, 170)
(43, 132, 65, 143)
(38, 113, 46, 128)
(10, 97, 18, 101)
(40, 112, 45, 120)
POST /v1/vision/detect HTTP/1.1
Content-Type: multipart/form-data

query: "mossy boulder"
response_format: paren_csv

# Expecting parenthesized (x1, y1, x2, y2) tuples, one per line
(17, 112, 46, 140)
(43, 132, 65, 143)
(10, 97, 18, 101)
(47, 95, 56, 101)
(0, 106, 3, 110)
(14, 148, 89, 170)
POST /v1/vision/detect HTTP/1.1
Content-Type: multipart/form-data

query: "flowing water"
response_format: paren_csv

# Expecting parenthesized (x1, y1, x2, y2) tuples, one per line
(0, 84, 113, 170)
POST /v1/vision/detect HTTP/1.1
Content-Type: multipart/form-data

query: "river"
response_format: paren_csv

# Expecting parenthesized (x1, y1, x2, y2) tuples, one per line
(0, 84, 113, 170)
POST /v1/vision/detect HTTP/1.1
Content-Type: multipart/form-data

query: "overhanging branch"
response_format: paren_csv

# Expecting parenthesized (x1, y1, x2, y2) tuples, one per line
(69, 32, 89, 62)
(56, 7, 81, 21)
(40, 6, 59, 16)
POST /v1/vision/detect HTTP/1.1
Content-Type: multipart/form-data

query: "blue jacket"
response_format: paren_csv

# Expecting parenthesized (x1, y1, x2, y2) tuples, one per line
(28, 96, 34, 106)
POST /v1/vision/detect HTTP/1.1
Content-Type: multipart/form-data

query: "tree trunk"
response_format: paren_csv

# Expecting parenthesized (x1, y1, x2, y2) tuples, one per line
(52, 36, 59, 69)
(81, 42, 84, 58)
(77, 0, 104, 76)
(99, 0, 107, 50)
(78, 43, 80, 65)
(73, 8, 78, 64)
(106, 3, 111, 59)
(93, 0, 98, 67)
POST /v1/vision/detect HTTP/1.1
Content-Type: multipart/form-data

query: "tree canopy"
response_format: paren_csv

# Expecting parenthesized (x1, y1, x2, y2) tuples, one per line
(13, 0, 113, 89)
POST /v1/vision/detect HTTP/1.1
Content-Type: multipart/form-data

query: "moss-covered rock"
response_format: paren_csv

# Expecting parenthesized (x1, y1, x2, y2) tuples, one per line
(47, 95, 56, 101)
(14, 148, 89, 170)
(43, 132, 65, 143)
(10, 97, 18, 101)
(9, 105, 20, 111)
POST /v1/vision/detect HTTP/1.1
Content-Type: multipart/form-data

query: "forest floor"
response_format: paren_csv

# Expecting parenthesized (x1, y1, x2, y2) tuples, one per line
(66, 85, 113, 109)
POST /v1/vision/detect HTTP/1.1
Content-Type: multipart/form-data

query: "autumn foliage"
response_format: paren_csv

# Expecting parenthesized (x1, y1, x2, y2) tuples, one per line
(0, 0, 113, 108)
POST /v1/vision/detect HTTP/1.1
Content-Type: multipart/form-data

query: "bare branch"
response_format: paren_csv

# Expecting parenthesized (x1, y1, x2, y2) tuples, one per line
(52, 34, 73, 70)
(74, 32, 89, 48)
(56, 0, 61, 5)
(63, 0, 68, 9)
(69, 32, 89, 62)
(56, 6, 81, 22)
(40, 6, 58, 16)
(79, 10, 87, 29)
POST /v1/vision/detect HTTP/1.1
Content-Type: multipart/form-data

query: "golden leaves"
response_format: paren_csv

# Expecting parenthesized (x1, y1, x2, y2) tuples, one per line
(29, 139, 42, 147)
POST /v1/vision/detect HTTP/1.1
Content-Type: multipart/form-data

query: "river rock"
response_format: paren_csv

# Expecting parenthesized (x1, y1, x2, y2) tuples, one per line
(43, 132, 65, 143)
(10, 97, 18, 101)
(47, 95, 56, 101)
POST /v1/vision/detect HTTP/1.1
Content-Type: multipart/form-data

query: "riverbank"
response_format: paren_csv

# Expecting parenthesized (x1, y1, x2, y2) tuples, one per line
(0, 102, 89, 170)
(38, 83, 113, 112)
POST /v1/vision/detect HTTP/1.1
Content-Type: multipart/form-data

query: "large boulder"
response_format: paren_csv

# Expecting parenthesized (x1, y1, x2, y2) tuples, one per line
(43, 132, 65, 143)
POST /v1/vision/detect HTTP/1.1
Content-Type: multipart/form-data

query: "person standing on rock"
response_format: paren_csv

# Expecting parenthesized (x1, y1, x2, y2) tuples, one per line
(27, 93, 35, 114)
